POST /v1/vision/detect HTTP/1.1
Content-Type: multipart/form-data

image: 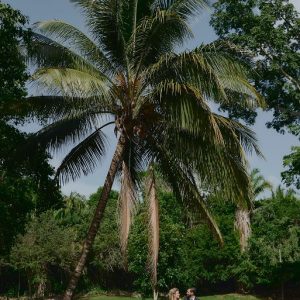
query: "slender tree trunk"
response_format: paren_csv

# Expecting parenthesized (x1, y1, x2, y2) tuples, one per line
(279, 248, 284, 300)
(64, 135, 126, 300)
(235, 206, 252, 253)
(18, 270, 20, 299)
(27, 274, 32, 299)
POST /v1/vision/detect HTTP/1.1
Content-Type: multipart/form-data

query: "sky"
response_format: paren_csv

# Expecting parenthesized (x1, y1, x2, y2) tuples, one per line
(3, 0, 300, 197)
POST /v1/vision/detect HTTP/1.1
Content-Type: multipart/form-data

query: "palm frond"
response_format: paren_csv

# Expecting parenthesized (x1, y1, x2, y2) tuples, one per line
(121, 139, 149, 186)
(31, 67, 112, 100)
(198, 44, 264, 107)
(153, 0, 208, 20)
(56, 125, 108, 184)
(29, 33, 103, 76)
(139, 82, 259, 210)
(70, 0, 128, 68)
(251, 168, 272, 198)
(145, 165, 160, 288)
(213, 115, 263, 158)
(149, 109, 260, 209)
(145, 51, 227, 102)
(34, 20, 113, 73)
(28, 115, 99, 153)
(148, 83, 226, 146)
(145, 46, 263, 108)
(170, 126, 254, 208)
(5, 96, 115, 122)
(133, 9, 193, 69)
(118, 161, 137, 254)
(145, 79, 262, 204)
(146, 139, 224, 244)
(171, 164, 223, 244)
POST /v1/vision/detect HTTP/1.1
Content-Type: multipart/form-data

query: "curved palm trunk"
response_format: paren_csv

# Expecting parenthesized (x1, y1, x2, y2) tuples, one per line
(235, 206, 251, 253)
(64, 135, 126, 300)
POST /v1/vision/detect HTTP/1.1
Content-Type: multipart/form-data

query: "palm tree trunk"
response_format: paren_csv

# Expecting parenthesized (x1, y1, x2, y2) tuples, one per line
(64, 135, 126, 300)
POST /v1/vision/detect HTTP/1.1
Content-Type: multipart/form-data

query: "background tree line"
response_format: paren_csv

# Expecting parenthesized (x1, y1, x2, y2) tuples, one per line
(0, 182, 300, 299)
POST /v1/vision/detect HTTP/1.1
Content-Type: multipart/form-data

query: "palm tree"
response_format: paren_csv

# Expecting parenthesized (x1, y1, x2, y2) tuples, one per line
(251, 168, 273, 199)
(54, 192, 88, 225)
(235, 168, 272, 252)
(16, 0, 263, 298)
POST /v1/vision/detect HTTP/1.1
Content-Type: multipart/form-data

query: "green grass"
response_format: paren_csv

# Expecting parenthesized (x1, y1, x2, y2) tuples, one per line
(85, 297, 134, 300)
(84, 297, 135, 300)
(202, 294, 261, 299)
(84, 294, 262, 300)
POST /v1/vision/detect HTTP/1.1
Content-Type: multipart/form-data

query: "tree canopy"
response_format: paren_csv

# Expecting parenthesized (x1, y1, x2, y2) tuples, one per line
(0, 3, 62, 257)
(282, 146, 300, 189)
(211, 0, 300, 136)
(0, 2, 30, 105)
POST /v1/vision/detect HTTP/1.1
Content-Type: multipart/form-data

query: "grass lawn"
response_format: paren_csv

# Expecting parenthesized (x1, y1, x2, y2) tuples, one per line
(84, 294, 262, 300)
(202, 294, 261, 299)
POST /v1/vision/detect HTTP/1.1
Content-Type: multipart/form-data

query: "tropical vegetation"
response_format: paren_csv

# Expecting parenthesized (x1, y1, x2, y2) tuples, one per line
(211, 0, 300, 190)
(4, 0, 265, 298)
(1, 183, 300, 299)
(0, 0, 300, 300)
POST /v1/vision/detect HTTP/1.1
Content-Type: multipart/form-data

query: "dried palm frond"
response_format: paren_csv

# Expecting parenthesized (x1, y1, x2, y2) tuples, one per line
(235, 206, 252, 252)
(145, 166, 160, 288)
(118, 161, 137, 254)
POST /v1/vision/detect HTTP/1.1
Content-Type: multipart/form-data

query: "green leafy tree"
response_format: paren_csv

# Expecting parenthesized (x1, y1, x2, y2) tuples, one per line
(88, 189, 127, 290)
(0, 2, 30, 105)
(12, 1, 264, 297)
(184, 201, 241, 293)
(211, 0, 300, 135)
(235, 187, 300, 296)
(0, 122, 62, 256)
(0, 6, 63, 291)
(53, 189, 126, 292)
(10, 211, 79, 298)
(282, 146, 300, 189)
(0, 3, 62, 256)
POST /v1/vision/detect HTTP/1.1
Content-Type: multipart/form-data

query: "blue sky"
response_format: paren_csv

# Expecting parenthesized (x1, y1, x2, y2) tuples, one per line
(4, 0, 300, 196)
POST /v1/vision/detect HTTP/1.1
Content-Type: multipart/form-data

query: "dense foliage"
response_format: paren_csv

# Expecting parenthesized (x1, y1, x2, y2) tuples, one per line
(1, 186, 299, 299)
(0, 3, 62, 261)
(9, 1, 266, 297)
(282, 146, 300, 189)
(0, 9, 62, 295)
(245, 188, 300, 289)
(10, 211, 78, 298)
(211, 0, 300, 194)
(0, 2, 30, 105)
(211, 0, 300, 135)
(0, 122, 62, 256)
(0, 1, 299, 299)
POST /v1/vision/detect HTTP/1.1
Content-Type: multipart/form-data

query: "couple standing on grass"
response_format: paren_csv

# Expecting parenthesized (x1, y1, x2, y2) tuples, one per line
(169, 288, 199, 300)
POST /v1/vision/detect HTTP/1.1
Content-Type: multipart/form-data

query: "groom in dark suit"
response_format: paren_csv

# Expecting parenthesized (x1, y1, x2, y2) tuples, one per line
(184, 288, 199, 300)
